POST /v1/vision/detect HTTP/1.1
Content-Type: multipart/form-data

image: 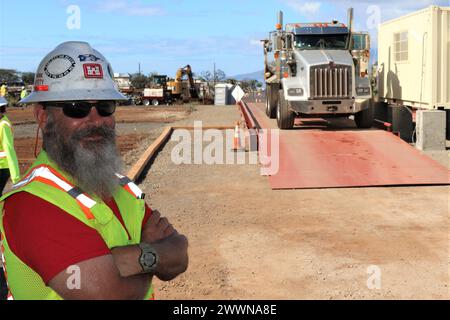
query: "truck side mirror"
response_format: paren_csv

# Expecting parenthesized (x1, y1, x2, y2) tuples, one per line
(285, 33, 294, 50)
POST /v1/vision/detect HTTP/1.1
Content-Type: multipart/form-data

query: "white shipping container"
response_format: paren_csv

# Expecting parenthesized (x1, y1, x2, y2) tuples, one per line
(377, 5, 450, 109)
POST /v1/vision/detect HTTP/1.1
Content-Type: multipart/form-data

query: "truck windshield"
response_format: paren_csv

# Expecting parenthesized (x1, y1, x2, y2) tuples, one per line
(294, 34, 348, 50)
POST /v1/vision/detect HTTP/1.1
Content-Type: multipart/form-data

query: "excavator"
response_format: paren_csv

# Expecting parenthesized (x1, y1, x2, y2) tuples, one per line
(167, 65, 199, 101)
(138, 65, 205, 106)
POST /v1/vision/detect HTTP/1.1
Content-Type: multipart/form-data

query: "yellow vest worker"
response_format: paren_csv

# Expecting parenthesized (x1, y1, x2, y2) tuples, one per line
(20, 88, 28, 100)
(0, 99, 20, 192)
(0, 85, 7, 97)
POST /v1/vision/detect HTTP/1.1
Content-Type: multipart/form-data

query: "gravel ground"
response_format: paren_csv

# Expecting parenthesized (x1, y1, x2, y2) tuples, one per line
(122, 126, 166, 172)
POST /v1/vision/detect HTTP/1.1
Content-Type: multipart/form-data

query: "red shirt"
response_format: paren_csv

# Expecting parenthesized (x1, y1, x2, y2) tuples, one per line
(2, 192, 152, 284)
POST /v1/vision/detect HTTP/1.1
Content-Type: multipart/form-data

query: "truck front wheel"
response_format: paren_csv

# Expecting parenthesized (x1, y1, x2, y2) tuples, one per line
(276, 89, 295, 129)
(355, 100, 374, 129)
(265, 84, 278, 119)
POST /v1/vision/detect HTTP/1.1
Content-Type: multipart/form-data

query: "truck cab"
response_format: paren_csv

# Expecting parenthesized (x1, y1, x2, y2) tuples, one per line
(263, 9, 373, 129)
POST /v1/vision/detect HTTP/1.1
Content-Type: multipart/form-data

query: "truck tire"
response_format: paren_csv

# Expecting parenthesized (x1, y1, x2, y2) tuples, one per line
(355, 99, 374, 129)
(152, 99, 160, 106)
(265, 84, 278, 119)
(276, 89, 295, 129)
(142, 99, 150, 106)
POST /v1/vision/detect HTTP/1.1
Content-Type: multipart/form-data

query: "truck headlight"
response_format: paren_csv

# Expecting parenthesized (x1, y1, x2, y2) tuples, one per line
(356, 87, 370, 95)
(288, 88, 304, 96)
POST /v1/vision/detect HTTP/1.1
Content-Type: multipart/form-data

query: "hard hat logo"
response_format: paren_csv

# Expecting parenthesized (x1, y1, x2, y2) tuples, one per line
(83, 64, 103, 79)
(44, 54, 76, 79)
(78, 54, 102, 62)
(19, 41, 127, 104)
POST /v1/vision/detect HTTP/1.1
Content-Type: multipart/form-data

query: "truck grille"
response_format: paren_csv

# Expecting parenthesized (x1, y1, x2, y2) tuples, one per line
(310, 65, 351, 99)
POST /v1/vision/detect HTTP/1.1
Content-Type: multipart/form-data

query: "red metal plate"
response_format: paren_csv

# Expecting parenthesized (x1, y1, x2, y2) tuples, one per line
(246, 103, 450, 189)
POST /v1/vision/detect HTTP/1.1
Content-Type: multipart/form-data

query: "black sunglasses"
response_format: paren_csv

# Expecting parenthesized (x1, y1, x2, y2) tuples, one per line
(43, 101, 116, 119)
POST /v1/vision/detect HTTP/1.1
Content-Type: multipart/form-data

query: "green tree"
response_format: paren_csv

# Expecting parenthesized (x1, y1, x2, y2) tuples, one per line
(239, 79, 261, 93)
(215, 69, 226, 82)
(200, 70, 213, 82)
(199, 69, 227, 83)
(130, 73, 148, 89)
(21, 72, 35, 85)
(0, 69, 21, 84)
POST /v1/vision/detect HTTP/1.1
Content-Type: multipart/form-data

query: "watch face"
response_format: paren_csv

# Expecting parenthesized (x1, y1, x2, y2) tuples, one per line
(143, 252, 156, 268)
(139, 243, 158, 272)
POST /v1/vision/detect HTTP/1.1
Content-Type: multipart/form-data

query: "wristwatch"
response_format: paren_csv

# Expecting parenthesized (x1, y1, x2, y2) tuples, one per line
(138, 243, 158, 273)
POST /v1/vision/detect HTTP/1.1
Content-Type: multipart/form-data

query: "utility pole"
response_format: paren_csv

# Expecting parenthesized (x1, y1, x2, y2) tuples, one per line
(213, 62, 216, 88)
(138, 63, 141, 76)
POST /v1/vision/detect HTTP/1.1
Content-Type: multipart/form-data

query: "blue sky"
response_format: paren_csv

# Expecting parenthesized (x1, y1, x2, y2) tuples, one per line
(0, 0, 448, 77)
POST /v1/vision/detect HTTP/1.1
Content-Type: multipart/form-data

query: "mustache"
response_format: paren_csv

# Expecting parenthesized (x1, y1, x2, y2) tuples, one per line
(71, 125, 116, 142)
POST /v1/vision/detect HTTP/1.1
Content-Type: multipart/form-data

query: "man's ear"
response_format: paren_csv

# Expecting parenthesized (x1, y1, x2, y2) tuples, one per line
(33, 104, 48, 130)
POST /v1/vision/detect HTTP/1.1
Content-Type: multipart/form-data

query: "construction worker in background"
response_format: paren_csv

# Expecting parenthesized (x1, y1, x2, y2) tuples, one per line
(0, 41, 188, 300)
(0, 96, 20, 300)
(0, 96, 20, 193)
(0, 83, 7, 97)
(20, 87, 28, 100)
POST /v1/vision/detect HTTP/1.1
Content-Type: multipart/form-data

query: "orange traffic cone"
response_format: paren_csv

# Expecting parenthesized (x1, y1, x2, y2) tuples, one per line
(232, 121, 244, 152)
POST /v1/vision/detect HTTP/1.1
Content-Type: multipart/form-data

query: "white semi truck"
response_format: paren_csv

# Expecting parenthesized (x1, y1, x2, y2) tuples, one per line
(263, 9, 373, 129)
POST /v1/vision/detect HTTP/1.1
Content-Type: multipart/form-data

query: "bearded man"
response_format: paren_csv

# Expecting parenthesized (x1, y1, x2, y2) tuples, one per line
(0, 41, 188, 300)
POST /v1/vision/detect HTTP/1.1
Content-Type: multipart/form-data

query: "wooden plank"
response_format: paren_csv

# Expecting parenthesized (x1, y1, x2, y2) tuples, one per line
(127, 126, 173, 181)
(171, 125, 234, 130)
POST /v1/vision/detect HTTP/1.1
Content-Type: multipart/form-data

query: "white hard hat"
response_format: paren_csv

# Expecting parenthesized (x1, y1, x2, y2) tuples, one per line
(20, 41, 127, 104)
(0, 96, 7, 107)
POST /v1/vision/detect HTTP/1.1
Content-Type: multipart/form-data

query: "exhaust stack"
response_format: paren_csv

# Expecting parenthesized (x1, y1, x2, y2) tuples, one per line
(276, 11, 283, 31)
(347, 8, 353, 33)
(347, 8, 354, 49)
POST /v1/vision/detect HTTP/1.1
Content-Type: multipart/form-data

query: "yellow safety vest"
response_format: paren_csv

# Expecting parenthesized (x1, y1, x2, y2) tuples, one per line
(0, 115, 20, 183)
(0, 151, 154, 300)
(0, 86, 6, 97)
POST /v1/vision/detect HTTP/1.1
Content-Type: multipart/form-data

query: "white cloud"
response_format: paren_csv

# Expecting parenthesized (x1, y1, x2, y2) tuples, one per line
(285, 1, 322, 15)
(96, 0, 164, 16)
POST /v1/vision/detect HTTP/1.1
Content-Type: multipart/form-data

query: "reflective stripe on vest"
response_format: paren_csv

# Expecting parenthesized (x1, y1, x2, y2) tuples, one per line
(116, 174, 144, 199)
(12, 165, 96, 220)
(0, 120, 12, 128)
(11, 166, 144, 220)
(0, 151, 6, 158)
